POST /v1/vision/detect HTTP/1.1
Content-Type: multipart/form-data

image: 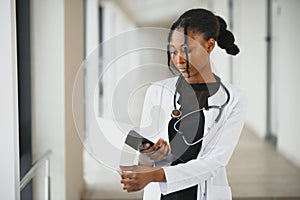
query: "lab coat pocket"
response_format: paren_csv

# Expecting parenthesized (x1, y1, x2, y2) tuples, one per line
(211, 185, 232, 200)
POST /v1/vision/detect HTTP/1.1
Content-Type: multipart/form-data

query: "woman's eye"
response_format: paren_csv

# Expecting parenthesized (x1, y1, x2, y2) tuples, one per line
(184, 48, 192, 54)
(170, 50, 178, 55)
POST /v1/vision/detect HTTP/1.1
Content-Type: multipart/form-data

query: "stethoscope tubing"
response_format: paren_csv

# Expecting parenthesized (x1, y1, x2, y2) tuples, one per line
(171, 75, 230, 146)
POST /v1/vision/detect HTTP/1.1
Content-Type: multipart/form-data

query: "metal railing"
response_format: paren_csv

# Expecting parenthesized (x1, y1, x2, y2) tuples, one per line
(20, 150, 52, 200)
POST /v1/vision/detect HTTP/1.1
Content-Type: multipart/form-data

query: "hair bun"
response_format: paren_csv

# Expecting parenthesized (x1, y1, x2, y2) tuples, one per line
(217, 29, 240, 55)
(216, 16, 227, 33)
(216, 15, 240, 55)
(225, 44, 240, 55)
(218, 30, 233, 48)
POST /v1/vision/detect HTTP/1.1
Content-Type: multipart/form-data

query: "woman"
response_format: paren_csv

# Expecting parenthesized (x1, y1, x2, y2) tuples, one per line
(119, 8, 244, 200)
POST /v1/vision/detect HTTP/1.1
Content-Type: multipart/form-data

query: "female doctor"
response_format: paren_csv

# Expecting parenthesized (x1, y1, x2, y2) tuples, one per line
(119, 8, 245, 200)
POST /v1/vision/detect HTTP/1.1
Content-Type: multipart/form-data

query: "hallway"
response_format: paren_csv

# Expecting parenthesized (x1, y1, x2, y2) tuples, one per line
(83, 126, 300, 200)
(228, 126, 300, 199)
(3, 0, 300, 199)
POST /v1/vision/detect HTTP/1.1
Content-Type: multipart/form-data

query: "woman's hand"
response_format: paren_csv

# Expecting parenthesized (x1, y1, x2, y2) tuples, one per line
(119, 165, 166, 192)
(139, 138, 171, 164)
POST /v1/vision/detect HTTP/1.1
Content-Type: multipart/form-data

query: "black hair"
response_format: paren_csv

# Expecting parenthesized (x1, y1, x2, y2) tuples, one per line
(167, 8, 240, 77)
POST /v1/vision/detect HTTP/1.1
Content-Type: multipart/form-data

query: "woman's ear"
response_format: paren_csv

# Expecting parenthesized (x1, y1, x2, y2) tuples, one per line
(206, 38, 215, 53)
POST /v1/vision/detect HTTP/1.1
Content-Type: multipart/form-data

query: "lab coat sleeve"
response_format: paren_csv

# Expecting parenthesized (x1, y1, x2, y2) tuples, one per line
(140, 84, 155, 128)
(138, 84, 159, 166)
(159, 90, 245, 194)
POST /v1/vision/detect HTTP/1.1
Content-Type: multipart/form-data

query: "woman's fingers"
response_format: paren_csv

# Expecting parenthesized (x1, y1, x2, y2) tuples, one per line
(121, 171, 136, 179)
(121, 176, 136, 184)
(119, 165, 161, 193)
(120, 171, 141, 192)
(140, 138, 164, 152)
(163, 141, 171, 156)
(139, 138, 171, 162)
(152, 138, 164, 151)
(122, 183, 140, 193)
(119, 165, 133, 171)
(119, 165, 137, 175)
(148, 141, 171, 161)
(121, 175, 147, 193)
(139, 143, 151, 152)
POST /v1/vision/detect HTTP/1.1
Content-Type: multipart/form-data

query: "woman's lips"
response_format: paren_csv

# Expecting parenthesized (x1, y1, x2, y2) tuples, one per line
(179, 68, 186, 72)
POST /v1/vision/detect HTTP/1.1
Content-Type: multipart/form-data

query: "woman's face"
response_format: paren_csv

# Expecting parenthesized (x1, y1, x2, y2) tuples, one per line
(169, 28, 214, 83)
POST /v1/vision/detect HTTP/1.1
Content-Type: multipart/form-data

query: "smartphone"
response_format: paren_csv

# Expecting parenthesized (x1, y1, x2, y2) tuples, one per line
(125, 130, 184, 163)
(125, 130, 154, 151)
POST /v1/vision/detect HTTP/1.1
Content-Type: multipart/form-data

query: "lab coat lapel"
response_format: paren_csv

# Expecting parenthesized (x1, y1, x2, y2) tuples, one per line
(203, 87, 225, 138)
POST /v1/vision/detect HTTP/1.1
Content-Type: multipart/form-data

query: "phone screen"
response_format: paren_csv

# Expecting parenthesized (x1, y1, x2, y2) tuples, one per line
(125, 130, 154, 151)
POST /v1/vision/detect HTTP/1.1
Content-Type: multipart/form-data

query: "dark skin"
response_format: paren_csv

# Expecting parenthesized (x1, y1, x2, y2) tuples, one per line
(119, 165, 166, 192)
(119, 139, 169, 192)
(119, 29, 216, 193)
(139, 138, 171, 163)
(169, 28, 216, 84)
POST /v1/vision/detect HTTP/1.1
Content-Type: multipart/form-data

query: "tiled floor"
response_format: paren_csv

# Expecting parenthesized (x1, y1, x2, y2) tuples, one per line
(83, 126, 300, 200)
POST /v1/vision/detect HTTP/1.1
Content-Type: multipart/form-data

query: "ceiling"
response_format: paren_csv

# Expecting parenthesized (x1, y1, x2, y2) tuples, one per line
(113, 0, 209, 28)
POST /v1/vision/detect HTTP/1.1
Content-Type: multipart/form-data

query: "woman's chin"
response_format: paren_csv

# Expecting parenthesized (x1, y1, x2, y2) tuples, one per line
(180, 71, 189, 78)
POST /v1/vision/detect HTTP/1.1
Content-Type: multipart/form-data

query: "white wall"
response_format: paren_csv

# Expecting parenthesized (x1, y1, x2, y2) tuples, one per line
(100, 0, 138, 120)
(210, 0, 232, 82)
(85, 0, 99, 57)
(228, 0, 300, 167)
(0, 0, 20, 199)
(209, 0, 268, 139)
(83, 1, 143, 199)
(84, 1, 175, 199)
(64, 0, 85, 199)
(31, 0, 84, 199)
(276, 0, 300, 167)
(31, 1, 66, 199)
(233, 0, 267, 139)
(84, 0, 99, 140)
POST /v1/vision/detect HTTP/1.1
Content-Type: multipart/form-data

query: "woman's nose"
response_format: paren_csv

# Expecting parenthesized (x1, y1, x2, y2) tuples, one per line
(175, 53, 186, 65)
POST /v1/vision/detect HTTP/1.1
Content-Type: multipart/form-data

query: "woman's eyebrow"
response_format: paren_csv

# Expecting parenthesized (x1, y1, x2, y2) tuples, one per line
(169, 44, 194, 48)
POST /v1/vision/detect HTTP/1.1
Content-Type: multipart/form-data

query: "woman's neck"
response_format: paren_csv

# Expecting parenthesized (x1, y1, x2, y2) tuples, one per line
(184, 66, 216, 84)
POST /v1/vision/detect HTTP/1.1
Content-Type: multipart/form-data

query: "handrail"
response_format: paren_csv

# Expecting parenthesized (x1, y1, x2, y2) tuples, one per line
(20, 150, 52, 200)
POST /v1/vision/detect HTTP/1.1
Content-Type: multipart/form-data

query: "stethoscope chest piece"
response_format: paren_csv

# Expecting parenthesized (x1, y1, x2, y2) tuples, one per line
(171, 109, 182, 119)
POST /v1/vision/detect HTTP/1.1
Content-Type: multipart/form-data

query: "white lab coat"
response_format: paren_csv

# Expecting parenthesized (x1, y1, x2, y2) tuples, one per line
(139, 76, 245, 200)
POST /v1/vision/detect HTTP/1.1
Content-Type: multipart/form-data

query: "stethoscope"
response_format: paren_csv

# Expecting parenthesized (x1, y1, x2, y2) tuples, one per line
(170, 75, 231, 146)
